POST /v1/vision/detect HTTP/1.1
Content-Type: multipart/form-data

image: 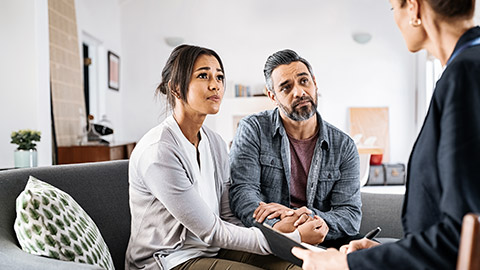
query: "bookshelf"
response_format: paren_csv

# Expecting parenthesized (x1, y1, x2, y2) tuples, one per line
(205, 96, 275, 146)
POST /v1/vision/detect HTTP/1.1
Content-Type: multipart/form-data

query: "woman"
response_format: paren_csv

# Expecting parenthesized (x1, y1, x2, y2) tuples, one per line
(292, 0, 480, 269)
(125, 45, 302, 270)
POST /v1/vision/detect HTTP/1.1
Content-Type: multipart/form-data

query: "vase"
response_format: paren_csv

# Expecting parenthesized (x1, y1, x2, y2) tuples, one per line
(14, 150, 38, 168)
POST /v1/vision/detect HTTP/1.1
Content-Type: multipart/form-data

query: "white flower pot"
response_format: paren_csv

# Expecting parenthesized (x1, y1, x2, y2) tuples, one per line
(14, 150, 38, 168)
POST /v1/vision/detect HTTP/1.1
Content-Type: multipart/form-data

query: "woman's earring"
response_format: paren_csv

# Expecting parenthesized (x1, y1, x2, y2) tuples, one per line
(171, 91, 179, 99)
(409, 18, 422, 27)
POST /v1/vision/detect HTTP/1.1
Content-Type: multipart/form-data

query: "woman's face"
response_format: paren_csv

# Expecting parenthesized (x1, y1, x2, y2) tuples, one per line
(184, 54, 225, 116)
(390, 0, 426, 52)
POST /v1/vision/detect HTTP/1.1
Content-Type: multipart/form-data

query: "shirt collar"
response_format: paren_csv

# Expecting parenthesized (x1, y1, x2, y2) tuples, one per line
(271, 107, 330, 151)
(448, 26, 480, 63)
(166, 115, 206, 151)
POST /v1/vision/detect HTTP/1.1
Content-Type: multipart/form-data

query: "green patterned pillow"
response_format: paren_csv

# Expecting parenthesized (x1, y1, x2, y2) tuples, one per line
(14, 176, 114, 270)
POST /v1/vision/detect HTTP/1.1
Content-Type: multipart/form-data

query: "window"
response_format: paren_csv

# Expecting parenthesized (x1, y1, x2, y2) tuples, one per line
(424, 53, 443, 111)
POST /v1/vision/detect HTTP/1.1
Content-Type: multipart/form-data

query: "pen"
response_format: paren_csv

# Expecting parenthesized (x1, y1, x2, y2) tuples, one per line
(364, 226, 381, 240)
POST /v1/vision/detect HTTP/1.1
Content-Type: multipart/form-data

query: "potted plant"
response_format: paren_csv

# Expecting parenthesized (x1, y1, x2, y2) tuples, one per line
(10, 129, 41, 168)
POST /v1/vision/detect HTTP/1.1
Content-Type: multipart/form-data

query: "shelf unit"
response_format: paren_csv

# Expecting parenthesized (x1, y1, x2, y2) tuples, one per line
(205, 96, 275, 145)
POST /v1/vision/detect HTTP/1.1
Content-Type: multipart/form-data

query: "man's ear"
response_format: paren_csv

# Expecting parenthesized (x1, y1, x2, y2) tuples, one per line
(266, 87, 277, 105)
(312, 75, 317, 88)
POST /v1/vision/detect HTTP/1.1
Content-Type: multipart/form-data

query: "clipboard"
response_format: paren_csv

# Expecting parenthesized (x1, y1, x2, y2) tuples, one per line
(253, 222, 326, 266)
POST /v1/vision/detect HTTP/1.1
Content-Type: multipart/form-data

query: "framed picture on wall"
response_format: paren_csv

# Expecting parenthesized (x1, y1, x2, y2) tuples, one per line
(108, 51, 120, 91)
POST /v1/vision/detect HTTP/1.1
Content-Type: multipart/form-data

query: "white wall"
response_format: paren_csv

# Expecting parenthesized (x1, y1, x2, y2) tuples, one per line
(4, 0, 473, 167)
(0, 0, 51, 168)
(75, 0, 123, 140)
(477, 4, 480, 23)
(119, 0, 417, 163)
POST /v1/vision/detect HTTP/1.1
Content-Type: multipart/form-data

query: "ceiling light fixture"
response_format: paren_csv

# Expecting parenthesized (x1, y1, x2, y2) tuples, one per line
(352, 33, 372, 44)
(164, 37, 184, 47)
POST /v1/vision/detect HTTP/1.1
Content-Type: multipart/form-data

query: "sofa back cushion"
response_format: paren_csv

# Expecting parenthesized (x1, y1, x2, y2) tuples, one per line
(0, 160, 130, 270)
(360, 192, 404, 239)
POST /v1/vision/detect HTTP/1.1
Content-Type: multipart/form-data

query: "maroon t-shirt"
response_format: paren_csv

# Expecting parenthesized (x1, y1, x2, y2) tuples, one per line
(287, 132, 318, 208)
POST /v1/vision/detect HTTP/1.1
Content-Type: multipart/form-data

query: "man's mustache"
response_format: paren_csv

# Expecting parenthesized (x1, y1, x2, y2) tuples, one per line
(292, 96, 314, 109)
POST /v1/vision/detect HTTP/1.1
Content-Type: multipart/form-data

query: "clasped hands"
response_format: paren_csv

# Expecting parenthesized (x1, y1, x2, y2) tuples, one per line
(253, 202, 328, 245)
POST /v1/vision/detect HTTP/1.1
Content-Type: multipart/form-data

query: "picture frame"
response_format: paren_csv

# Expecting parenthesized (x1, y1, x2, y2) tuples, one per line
(108, 51, 120, 90)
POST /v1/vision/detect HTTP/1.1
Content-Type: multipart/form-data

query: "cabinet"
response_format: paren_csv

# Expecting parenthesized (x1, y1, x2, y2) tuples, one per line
(57, 142, 136, 164)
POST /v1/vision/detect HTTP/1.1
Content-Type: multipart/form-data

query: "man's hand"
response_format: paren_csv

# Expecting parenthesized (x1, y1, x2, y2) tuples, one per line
(253, 202, 312, 223)
(292, 247, 349, 270)
(272, 215, 300, 233)
(339, 238, 380, 254)
(253, 202, 293, 223)
(297, 216, 329, 245)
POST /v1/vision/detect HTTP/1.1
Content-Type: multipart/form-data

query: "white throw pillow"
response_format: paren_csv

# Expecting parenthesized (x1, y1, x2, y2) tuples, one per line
(14, 176, 114, 270)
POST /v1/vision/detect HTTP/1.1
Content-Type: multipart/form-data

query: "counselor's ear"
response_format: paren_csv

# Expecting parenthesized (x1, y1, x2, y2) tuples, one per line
(406, 0, 421, 20)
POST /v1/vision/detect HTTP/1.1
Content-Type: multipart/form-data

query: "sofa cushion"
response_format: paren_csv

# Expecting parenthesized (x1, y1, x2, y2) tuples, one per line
(13, 176, 114, 270)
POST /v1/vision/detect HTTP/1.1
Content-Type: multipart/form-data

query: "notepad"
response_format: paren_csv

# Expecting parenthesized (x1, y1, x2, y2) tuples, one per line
(253, 222, 326, 266)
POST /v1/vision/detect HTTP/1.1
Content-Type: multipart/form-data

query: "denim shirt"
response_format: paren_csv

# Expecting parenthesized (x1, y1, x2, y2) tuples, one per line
(229, 108, 362, 240)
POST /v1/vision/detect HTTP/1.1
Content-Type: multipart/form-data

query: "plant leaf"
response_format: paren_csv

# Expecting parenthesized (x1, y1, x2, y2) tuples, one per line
(73, 244, 83, 256)
(60, 233, 71, 246)
(63, 249, 75, 261)
(49, 250, 60, 259)
(46, 222, 57, 235)
(32, 224, 42, 235)
(29, 208, 40, 220)
(45, 235, 56, 247)
(43, 209, 53, 220)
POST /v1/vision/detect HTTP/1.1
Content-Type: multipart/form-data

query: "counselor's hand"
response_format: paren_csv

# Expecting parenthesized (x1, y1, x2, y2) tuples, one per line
(339, 238, 380, 254)
(292, 247, 349, 270)
(297, 216, 329, 245)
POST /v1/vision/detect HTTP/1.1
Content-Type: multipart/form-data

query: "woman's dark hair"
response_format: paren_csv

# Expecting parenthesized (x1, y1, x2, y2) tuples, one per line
(263, 49, 314, 93)
(399, 0, 475, 18)
(156, 44, 225, 109)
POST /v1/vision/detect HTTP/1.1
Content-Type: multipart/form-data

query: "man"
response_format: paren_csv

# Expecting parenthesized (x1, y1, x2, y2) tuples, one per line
(229, 49, 362, 247)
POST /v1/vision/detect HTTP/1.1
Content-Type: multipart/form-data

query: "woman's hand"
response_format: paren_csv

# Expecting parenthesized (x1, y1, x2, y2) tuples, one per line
(292, 247, 349, 270)
(339, 238, 380, 254)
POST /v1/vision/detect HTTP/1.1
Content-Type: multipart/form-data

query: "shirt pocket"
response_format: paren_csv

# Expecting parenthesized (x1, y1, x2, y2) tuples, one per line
(316, 169, 341, 203)
(259, 154, 284, 188)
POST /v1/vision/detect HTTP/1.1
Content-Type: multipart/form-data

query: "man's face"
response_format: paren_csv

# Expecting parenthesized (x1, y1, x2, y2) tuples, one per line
(269, 61, 317, 121)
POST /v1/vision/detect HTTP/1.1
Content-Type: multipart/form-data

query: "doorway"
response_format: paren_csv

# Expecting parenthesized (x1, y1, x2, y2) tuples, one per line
(82, 33, 103, 119)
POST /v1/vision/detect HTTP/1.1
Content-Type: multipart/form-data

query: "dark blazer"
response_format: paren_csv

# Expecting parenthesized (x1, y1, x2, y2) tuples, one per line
(348, 26, 480, 269)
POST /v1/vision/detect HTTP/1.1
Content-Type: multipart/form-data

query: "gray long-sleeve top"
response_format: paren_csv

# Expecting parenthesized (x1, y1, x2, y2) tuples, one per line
(125, 116, 269, 270)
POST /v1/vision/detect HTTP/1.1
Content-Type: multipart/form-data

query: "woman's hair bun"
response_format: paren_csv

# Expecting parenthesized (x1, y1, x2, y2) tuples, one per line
(157, 81, 168, 95)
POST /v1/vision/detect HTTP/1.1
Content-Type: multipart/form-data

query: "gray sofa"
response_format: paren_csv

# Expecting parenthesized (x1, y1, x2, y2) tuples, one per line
(0, 160, 404, 269)
(0, 160, 130, 270)
(359, 192, 404, 240)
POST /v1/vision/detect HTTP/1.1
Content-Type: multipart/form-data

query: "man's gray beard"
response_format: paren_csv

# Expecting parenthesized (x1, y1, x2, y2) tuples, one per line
(278, 99, 317, 121)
